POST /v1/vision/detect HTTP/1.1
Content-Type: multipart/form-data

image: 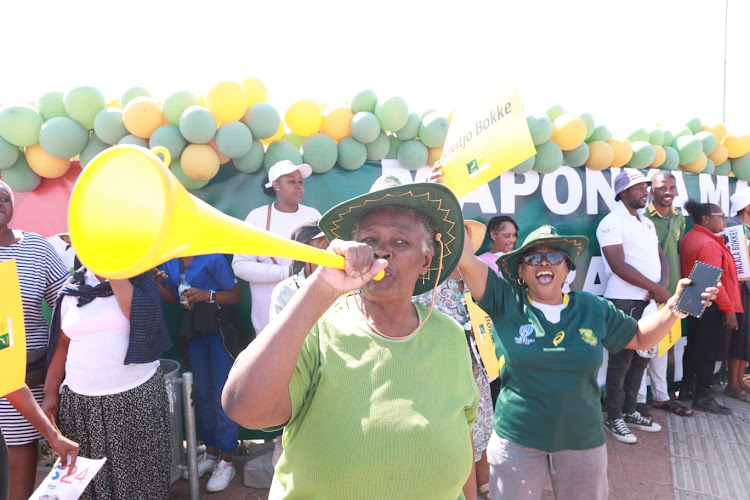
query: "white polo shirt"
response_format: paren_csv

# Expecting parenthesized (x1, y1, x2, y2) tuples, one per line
(596, 201, 661, 300)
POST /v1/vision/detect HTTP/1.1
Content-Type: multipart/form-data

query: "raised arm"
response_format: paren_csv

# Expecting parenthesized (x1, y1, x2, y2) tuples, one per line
(457, 229, 489, 301)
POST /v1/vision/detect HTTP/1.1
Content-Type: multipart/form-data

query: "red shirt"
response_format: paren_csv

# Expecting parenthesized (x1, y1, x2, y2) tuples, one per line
(679, 224, 743, 314)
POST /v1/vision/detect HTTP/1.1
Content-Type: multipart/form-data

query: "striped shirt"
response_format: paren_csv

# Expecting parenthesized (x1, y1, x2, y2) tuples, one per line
(0, 231, 68, 445)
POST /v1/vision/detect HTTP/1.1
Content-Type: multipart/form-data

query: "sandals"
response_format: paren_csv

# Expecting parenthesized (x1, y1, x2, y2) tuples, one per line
(478, 483, 490, 499)
(725, 388, 750, 402)
(652, 399, 693, 416)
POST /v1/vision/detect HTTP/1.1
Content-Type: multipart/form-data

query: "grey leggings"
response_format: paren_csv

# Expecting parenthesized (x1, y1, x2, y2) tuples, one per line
(487, 432, 608, 500)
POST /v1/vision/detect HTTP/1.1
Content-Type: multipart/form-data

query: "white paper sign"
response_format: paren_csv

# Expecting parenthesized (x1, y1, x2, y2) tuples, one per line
(724, 225, 750, 281)
(30, 456, 107, 500)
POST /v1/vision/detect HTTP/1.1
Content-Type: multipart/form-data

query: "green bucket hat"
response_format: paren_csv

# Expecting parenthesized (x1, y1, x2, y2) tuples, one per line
(319, 175, 464, 296)
(496, 225, 588, 281)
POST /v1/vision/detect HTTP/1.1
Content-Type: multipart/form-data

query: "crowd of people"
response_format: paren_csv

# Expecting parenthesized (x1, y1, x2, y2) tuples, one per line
(1, 159, 748, 499)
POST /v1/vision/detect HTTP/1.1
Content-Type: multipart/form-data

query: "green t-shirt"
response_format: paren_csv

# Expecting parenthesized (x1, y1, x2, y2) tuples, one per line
(645, 202, 686, 294)
(268, 296, 479, 500)
(477, 272, 638, 453)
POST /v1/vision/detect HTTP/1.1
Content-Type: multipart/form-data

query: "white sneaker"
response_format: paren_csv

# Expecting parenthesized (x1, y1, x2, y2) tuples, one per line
(206, 459, 236, 492)
(605, 418, 637, 444)
(182, 452, 219, 480)
(624, 411, 662, 432)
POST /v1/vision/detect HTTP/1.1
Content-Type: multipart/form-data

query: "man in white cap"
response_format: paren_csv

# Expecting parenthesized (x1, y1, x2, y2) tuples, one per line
(597, 168, 669, 443)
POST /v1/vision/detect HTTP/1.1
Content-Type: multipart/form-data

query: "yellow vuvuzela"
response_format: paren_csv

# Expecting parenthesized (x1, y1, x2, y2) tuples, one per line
(68, 145, 384, 280)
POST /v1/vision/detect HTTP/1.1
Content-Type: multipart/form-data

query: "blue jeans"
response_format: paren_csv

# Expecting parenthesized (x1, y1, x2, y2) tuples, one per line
(188, 331, 239, 454)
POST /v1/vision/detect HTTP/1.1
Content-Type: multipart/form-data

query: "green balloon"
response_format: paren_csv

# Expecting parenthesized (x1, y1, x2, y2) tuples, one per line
(672, 126, 693, 142)
(374, 97, 408, 132)
(702, 157, 715, 175)
(282, 133, 305, 149)
(264, 140, 302, 170)
(350, 89, 377, 114)
(170, 159, 209, 190)
(350, 112, 381, 144)
(1, 153, 41, 191)
(563, 142, 590, 167)
(149, 125, 188, 161)
(179, 106, 217, 144)
(216, 122, 253, 159)
(685, 117, 702, 135)
(163, 91, 201, 126)
(586, 125, 611, 143)
(242, 102, 280, 140)
(0, 136, 19, 169)
(337, 137, 367, 170)
(627, 128, 649, 143)
(79, 134, 110, 168)
(674, 136, 702, 165)
(661, 146, 679, 170)
(302, 133, 338, 173)
(365, 131, 390, 161)
(532, 140, 563, 173)
(39, 117, 88, 159)
(419, 114, 449, 148)
(546, 105, 566, 122)
(648, 128, 664, 146)
(63, 86, 106, 129)
(694, 131, 717, 155)
(386, 135, 404, 159)
(732, 153, 750, 181)
(37, 92, 69, 121)
(233, 140, 265, 173)
(714, 159, 731, 175)
(626, 141, 656, 169)
(661, 130, 675, 148)
(579, 113, 595, 141)
(120, 87, 151, 108)
(118, 134, 149, 148)
(511, 155, 536, 174)
(394, 113, 421, 140)
(527, 115, 553, 146)
(0, 105, 43, 147)
(397, 139, 428, 170)
(93, 108, 128, 145)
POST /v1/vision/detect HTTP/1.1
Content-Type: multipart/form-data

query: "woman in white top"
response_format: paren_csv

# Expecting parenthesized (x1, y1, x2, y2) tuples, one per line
(232, 160, 320, 335)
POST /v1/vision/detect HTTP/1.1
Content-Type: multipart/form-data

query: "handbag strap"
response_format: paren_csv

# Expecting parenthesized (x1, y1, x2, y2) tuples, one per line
(266, 204, 279, 265)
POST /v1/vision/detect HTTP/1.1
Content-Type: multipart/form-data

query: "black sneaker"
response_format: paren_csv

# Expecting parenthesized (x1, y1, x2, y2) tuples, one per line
(624, 411, 662, 432)
(605, 418, 637, 443)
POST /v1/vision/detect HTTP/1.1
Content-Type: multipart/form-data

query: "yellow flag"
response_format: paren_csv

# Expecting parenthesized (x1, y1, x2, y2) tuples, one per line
(0, 260, 27, 398)
(658, 306, 682, 357)
(465, 293, 500, 380)
(440, 80, 536, 199)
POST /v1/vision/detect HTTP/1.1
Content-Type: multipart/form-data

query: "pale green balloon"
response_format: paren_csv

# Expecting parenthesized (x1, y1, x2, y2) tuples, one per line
(350, 112, 381, 144)
(282, 133, 305, 149)
(120, 87, 151, 108)
(37, 92, 69, 121)
(93, 108, 128, 145)
(626, 141, 656, 169)
(350, 89, 377, 114)
(216, 121, 253, 159)
(661, 130, 675, 148)
(511, 155, 536, 174)
(562, 142, 590, 167)
(694, 131, 717, 155)
(337, 137, 367, 170)
(674, 136, 702, 165)
(366, 131, 390, 161)
(171, 159, 209, 190)
(233, 140, 265, 173)
(579, 113, 595, 141)
(386, 135, 404, 159)
(0, 105, 43, 147)
(302, 133, 338, 173)
(685, 117, 702, 135)
(672, 126, 693, 142)
(0, 153, 41, 191)
(242, 102, 280, 140)
(397, 139, 428, 170)
(546, 105, 566, 122)
(118, 134, 149, 148)
(527, 115, 553, 146)
(79, 134, 110, 168)
(661, 146, 679, 170)
(627, 128, 649, 142)
(394, 113, 421, 140)
(163, 91, 200, 126)
(731, 153, 750, 181)
(264, 140, 302, 170)
(714, 159, 731, 175)
(179, 106, 217, 144)
(374, 97, 408, 132)
(533, 140, 563, 173)
(149, 125, 188, 161)
(0, 135, 19, 169)
(702, 157, 715, 175)
(39, 117, 88, 158)
(419, 114, 449, 148)
(63, 86, 106, 130)
(648, 128, 664, 146)
(586, 125, 611, 143)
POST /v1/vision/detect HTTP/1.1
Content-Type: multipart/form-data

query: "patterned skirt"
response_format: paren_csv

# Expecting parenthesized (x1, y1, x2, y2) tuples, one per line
(472, 360, 494, 460)
(59, 369, 171, 500)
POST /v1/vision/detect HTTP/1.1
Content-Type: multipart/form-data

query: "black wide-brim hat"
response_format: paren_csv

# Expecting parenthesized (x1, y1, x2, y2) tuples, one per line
(319, 175, 464, 296)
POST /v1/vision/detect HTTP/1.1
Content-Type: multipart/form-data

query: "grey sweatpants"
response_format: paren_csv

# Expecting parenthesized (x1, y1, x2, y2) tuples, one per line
(487, 432, 609, 500)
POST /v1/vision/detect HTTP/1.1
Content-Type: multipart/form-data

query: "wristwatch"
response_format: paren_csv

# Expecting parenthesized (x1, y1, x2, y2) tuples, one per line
(208, 290, 216, 303)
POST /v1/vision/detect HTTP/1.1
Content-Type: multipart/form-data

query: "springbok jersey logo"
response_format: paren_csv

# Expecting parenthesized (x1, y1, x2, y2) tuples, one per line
(515, 324, 535, 345)
(579, 329, 597, 346)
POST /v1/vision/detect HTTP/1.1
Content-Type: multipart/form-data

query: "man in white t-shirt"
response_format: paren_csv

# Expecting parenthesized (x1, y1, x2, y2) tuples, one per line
(597, 169, 670, 444)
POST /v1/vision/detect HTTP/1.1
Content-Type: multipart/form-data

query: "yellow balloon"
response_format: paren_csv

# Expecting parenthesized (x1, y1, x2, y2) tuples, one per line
(427, 145, 444, 166)
(703, 123, 727, 143)
(723, 134, 750, 158)
(708, 143, 729, 166)
(123, 97, 164, 139)
(181, 144, 220, 182)
(106, 98, 122, 109)
(584, 141, 614, 170)
(606, 138, 633, 168)
(649, 145, 666, 168)
(550, 114, 586, 151)
(286, 99, 323, 136)
(319, 106, 353, 141)
(241, 78, 268, 106)
(680, 152, 707, 173)
(261, 120, 285, 146)
(205, 81, 248, 123)
(25, 143, 71, 178)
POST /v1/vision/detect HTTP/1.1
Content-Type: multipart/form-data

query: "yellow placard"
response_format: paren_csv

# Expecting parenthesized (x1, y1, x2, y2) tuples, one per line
(0, 260, 27, 398)
(465, 293, 500, 380)
(658, 309, 682, 358)
(440, 80, 536, 200)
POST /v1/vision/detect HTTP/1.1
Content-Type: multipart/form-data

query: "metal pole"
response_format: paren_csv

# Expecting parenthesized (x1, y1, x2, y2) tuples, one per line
(182, 371, 200, 500)
(722, 0, 729, 123)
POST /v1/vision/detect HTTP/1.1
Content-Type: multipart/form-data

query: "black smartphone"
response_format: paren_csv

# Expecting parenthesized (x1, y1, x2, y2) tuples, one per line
(676, 261, 723, 318)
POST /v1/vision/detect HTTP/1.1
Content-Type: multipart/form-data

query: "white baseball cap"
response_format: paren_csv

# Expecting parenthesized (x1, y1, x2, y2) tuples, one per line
(730, 186, 750, 216)
(265, 160, 312, 188)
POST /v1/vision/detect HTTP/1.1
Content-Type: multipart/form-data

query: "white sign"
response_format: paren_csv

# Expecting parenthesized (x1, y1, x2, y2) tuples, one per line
(724, 225, 750, 281)
(30, 456, 107, 500)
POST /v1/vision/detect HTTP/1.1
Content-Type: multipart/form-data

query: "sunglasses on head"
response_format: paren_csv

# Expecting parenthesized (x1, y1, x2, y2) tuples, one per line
(522, 250, 567, 266)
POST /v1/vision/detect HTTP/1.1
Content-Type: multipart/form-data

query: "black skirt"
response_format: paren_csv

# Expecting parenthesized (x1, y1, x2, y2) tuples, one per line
(686, 306, 733, 361)
(730, 284, 750, 361)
